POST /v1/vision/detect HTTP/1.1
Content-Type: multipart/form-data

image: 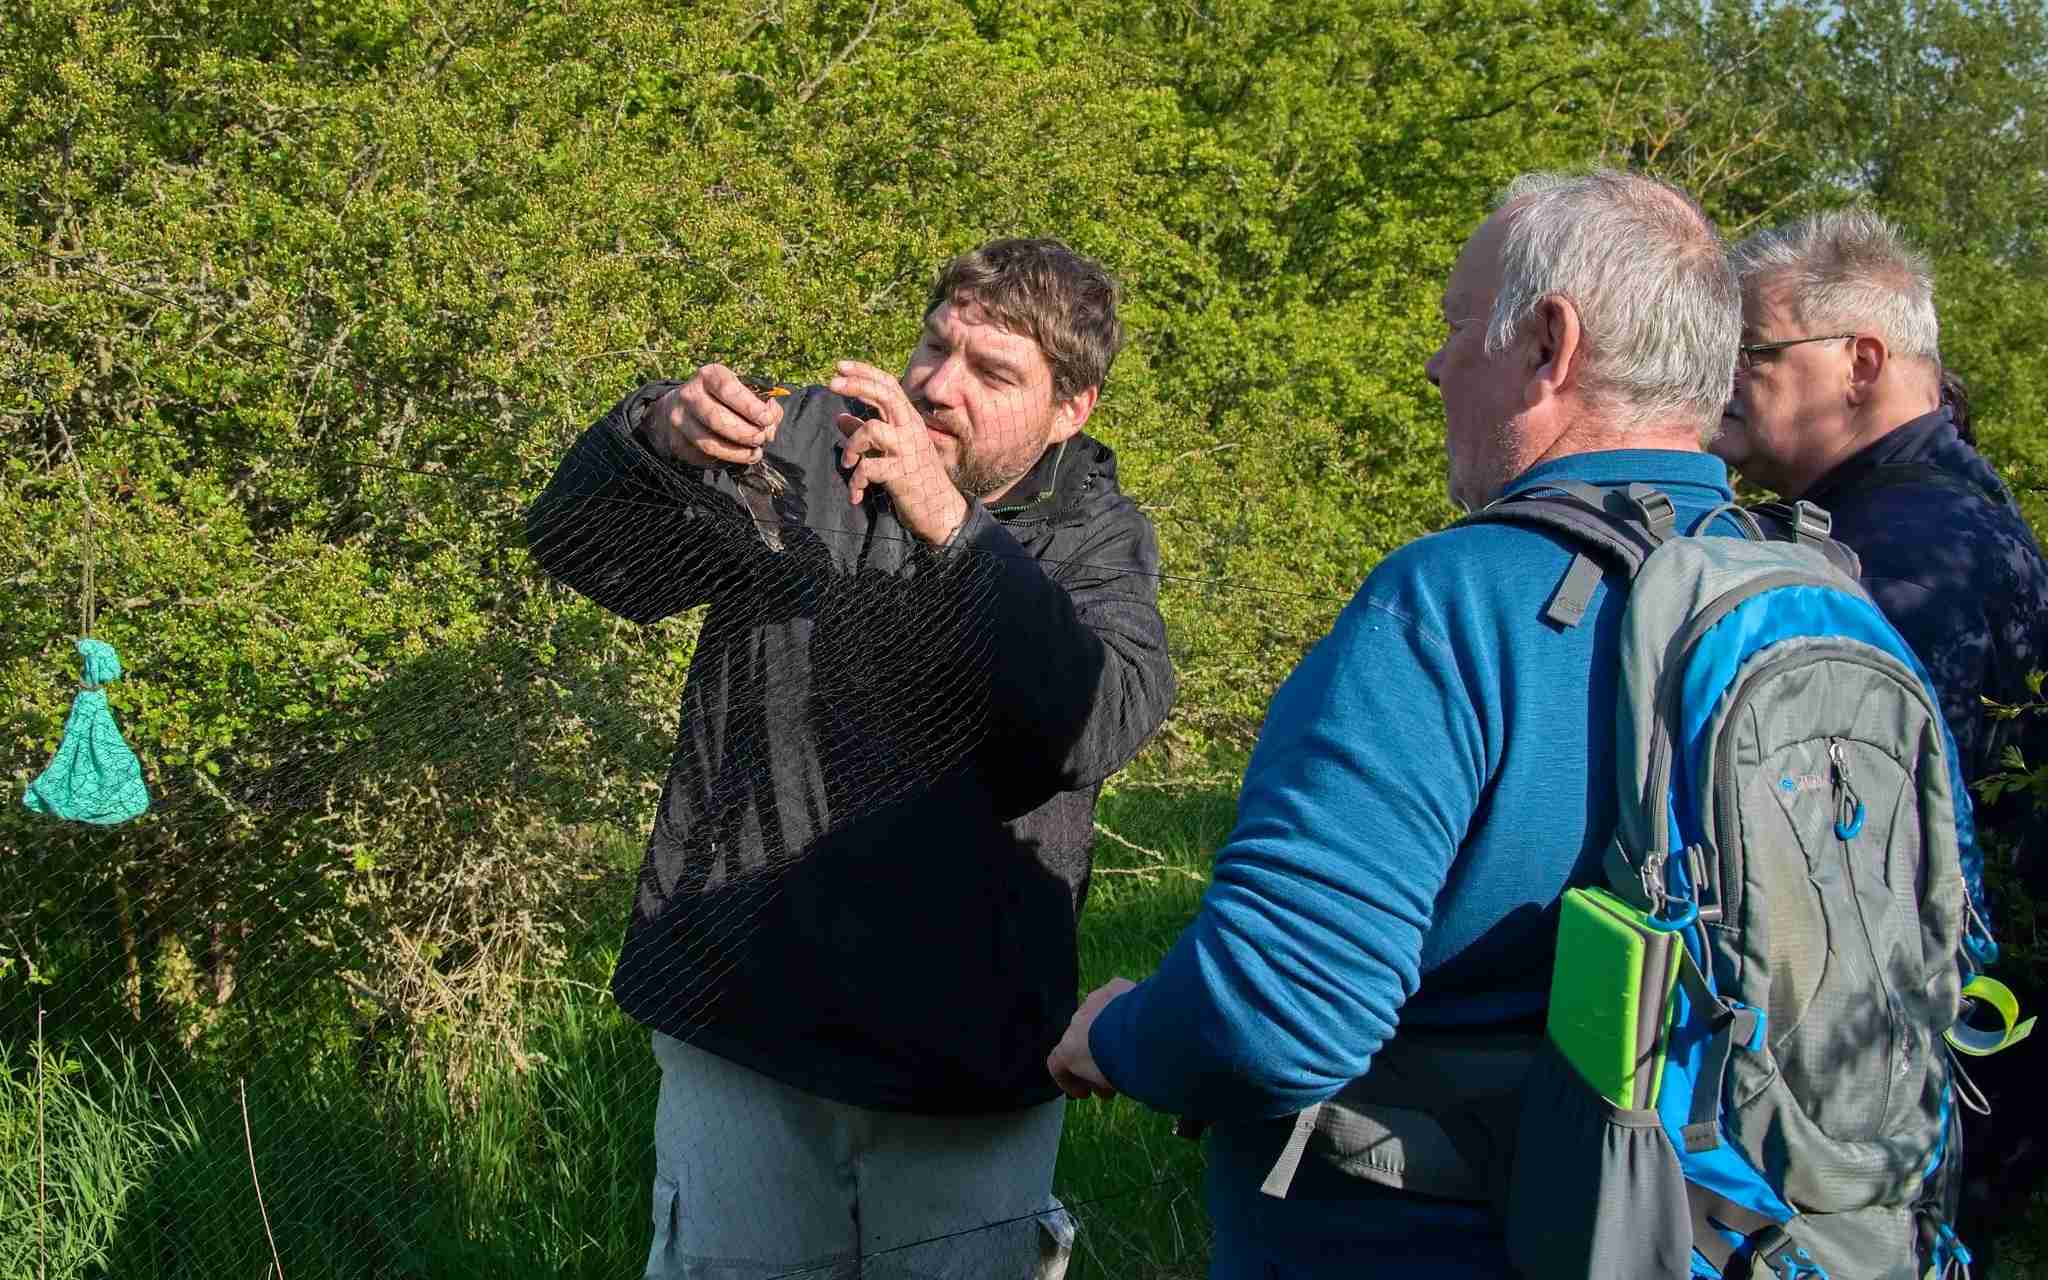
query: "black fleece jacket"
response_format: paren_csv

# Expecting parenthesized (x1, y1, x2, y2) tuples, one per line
(526, 381, 1175, 1112)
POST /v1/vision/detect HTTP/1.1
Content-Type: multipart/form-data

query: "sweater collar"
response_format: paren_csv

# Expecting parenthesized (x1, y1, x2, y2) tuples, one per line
(1495, 449, 1736, 506)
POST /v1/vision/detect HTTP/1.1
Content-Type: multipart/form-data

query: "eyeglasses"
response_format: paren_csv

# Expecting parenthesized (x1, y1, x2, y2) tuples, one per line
(1736, 333, 1857, 371)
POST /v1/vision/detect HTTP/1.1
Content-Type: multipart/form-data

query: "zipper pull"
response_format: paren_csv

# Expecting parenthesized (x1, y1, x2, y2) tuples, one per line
(1830, 738, 1865, 840)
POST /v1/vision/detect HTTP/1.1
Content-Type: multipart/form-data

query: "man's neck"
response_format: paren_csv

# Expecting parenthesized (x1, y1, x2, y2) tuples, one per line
(1527, 415, 1706, 471)
(1784, 386, 1940, 498)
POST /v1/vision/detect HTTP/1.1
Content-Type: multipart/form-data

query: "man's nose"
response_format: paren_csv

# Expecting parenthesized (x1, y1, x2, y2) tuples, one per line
(922, 353, 967, 402)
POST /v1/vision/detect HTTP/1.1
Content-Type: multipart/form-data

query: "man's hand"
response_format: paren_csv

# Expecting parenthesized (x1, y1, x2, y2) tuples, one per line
(828, 360, 970, 547)
(1048, 977, 1138, 1100)
(641, 364, 783, 467)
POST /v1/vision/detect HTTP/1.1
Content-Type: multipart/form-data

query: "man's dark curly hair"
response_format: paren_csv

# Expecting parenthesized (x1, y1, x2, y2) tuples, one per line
(924, 238, 1124, 402)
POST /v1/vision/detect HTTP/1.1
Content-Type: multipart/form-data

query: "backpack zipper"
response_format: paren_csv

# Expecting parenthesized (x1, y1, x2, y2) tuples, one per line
(1830, 734, 1916, 1115)
(1829, 739, 1865, 840)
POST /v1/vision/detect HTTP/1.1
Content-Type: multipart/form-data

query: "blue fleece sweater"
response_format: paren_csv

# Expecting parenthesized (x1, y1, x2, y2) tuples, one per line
(1090, 450, 1746, 1277)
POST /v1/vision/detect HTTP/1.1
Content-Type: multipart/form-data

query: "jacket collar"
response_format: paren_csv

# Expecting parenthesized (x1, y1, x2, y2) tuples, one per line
(1804, 406, 1957, 505)
(990, 434, 1112, 524)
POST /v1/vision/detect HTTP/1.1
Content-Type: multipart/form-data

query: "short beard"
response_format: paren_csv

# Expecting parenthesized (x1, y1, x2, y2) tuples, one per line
(915, 403, 1026, 499)
(949, 449, 1019, 501)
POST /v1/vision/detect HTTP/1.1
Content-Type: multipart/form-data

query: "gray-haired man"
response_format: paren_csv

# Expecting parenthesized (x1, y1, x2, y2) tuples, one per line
(1713, 209, 2048, 821)
(1049, 171, 1749, 1275)
(1713, 208, 2047, 1268)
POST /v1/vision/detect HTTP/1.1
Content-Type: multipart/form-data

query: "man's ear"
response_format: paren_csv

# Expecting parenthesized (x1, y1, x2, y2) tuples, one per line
(1050, 385, 1099, 443)
(1526, 294, 1584, 405)
(1846, 334, 1888, 406)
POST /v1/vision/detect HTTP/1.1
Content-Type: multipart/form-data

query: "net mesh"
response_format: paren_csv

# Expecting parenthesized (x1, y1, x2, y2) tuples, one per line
(1, 237, 1333, 1279)
(18, 5, 2038, 1274)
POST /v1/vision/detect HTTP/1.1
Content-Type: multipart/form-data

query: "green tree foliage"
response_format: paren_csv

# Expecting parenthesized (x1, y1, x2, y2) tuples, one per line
(1602, 0, 2048, 503)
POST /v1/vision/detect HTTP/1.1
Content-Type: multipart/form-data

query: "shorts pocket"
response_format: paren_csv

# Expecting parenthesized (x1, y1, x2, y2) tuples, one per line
(1504, 1042, 1692, 1279)
(644, 1175, 681, 1279)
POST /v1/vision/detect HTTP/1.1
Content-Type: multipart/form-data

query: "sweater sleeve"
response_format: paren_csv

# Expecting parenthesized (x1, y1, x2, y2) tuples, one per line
(1089, 585, 1487, 1121)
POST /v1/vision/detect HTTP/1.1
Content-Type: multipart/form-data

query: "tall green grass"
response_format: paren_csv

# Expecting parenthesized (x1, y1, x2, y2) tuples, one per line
(0, 779, 1232, 1280)
(5, 967, 658, 1277)
(1, 1040, 199, 1278)
(8, 777, 2040, 1278)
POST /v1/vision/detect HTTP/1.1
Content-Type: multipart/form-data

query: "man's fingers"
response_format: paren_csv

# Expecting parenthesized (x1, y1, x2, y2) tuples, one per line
(835, 415, 892, 461)
(680, 384, 775, 458)
(839, 421, 868, 485)
(644, 399, 757, 466)
(837, 421, 900, 482)
(830, 360, 892, 397)
(830, 362, 919, 427)
(683, 381, 773, 445)
(1047, 1050, 1091, 1099)
(847, 450, 882, 506)
(695, 435, 766, 465)
(846, 451, 909, 506)
(698, 363, 784, 432)
(655, 416, 760, 465)
(1048, 1054, 1114, 1101)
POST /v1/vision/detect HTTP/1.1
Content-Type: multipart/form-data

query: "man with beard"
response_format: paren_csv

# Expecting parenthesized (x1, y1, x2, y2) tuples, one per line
(527, 238, 1174, 1279)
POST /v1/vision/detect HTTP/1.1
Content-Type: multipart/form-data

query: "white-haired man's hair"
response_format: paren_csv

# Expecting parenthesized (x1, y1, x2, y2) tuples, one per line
(1486, 169, 1739, 436)
(1731, 209, 1940, 364)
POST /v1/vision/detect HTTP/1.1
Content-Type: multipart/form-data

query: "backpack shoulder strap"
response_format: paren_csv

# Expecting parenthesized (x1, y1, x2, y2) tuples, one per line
(1747, 499, 1863, 579)
(1456, 483, 1673, 629)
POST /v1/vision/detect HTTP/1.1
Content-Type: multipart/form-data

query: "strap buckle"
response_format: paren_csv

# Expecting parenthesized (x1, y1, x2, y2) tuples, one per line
(1741, 1226, 1828, 1280)
(1618, 484, 1677, 541)
(1775, 1246, 1827, 1280)
(1688, 843, 1724, 925)
(1787, 500, 1833, 544)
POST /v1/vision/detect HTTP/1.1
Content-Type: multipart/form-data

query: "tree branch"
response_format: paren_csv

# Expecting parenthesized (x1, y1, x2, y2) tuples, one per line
(1440, 68, 1589, 127)
(797, 0, 900, 105)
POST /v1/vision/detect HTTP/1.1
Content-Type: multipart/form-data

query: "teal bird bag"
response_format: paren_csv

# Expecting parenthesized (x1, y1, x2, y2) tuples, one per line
(24, 637, 150, 825)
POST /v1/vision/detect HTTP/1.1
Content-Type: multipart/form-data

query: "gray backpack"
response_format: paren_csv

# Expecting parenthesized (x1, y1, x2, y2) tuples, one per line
(1257, 482, 1991, 1280)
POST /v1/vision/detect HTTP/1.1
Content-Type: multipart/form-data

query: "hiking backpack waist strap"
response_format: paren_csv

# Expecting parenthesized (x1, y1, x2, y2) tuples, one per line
(1259, 1032, 1539, 1205)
